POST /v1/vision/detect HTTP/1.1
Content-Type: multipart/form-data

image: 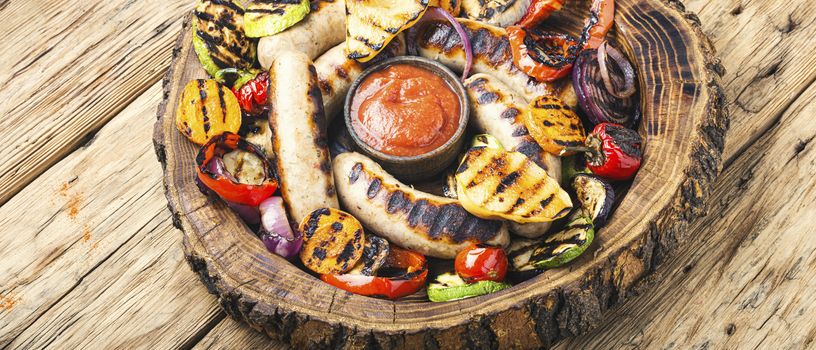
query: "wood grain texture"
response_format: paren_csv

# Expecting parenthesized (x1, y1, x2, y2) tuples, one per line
(0, 0, 189, 205)
(193, 318, 287, 350)
(554, 72, 816, 350)
(153, 0, 727, 347)
(0, 84, 223, 348)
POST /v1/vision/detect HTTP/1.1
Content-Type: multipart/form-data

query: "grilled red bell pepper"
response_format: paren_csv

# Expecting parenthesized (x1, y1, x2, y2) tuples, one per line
(321, 247, 428, 300)
(584, 123, 642, 181)
(232, 72, 270, 116)
(580, 0, 615, 50)
(508, 26, 580, 82)
(516, 0, 565, 29)
(196, 132, 278, 206)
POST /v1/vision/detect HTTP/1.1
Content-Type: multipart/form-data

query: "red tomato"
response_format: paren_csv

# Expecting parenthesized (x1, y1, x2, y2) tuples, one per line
(454, 244, 508, 283)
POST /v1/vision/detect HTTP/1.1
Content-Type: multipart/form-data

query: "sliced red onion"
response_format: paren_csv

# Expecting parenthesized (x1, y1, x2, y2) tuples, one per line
(597, 42, 636, 99)
(417, 7, 473, 81)
(572, 47, 640, 127)
(258, 197, 302, 260)
(206, 156, 238, 183)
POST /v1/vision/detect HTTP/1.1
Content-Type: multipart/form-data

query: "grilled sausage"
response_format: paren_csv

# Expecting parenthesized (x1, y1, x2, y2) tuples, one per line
(464, 73, 562, 238)
(258, 0, 345, 69)
(416, 18, 575, 105)
(333, 152, 510, 258)
(314, 34, 407, 123)
(268, 50, 339, 222)
(461, 0, 531, 27)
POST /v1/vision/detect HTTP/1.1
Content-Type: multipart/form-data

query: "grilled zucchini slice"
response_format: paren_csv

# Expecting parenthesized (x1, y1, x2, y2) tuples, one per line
(524, 95, 586, 156)
(299, 208, 366, 275)
(176, 79, 242, 145)
(427, 272, 510, 302)
(244, 0, 311, 38)
(510, 213, 594, 270)
(346, 0, 429, 62)
(193, 0, 256, 79)
(455, 146, 572, 223)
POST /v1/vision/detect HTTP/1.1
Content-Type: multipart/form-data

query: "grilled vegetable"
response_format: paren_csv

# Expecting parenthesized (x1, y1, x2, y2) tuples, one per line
(232, 71, 270, 116)
(455, 146, 572, 224)
(192, 0, 255, 79)
(516, 0, 564, 28)
(259, 197, 303, 259)
(244, 0, 310, 38)
(196, 132, 278, 206)
(572, 43, 639, 128)
(580, 0, 614, 50)
(583, 123, 642, 181)
(345, 0, 429, 62)
(561, 153, 591, 185)
(299, 208, 366, 275)
(321, 247, 428, 300)
(470, 134, 504, 150)
(455, 243, 508, 283)
(429, 0, 461, 16)
(524, 95, 586, 156)
(461, 0, 530, 27)
(572, 174, 615, 227)
(177, 80, 243, 145)
(508, 26, 580, 82)
(427, 272, 510, 302)
(510, 213, 594, 271)
(348, 235, 391, 276)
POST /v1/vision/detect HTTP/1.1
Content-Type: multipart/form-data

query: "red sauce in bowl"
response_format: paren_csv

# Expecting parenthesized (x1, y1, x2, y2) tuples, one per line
(350, 64, 461, 157)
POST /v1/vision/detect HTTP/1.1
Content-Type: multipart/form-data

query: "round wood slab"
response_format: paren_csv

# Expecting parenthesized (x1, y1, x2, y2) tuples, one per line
(153, 0, 728, 348)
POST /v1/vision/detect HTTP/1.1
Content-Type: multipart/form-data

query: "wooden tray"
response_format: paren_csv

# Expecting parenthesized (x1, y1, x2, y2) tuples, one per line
(153, 0, 727, 348)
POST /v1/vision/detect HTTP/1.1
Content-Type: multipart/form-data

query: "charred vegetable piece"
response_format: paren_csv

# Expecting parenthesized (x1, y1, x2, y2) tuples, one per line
(460, 0, 530, 27)
(428, 0, 461, 16)
(321, 247, 428, 300)
(345, 0, 429, 62)
(427, 272, 510, 302)
(299, 208, 366, 275)
(456, 146, 572, 224)
(222, 149, 266, 185)
(510, 213, 594, 270)
(508, 26, 580, 82)
(232, 71, 270, 116)
(579, 0, 614, 50)
(244, 0, 310, 38)
(572, 44, 640, 128)
(583, 123, 642, 181)
(572, 174, 614, 227)
(259, 196, 303, 259)
(196, 132, 278, 207)
(455, 243, 508, 283)
(348, 235, 391, 276)
(516, 0, 563, 28)
(193, 0, 255, 79)
(561, 153, 591, 185)
(524, 95, 586, 156)
(177, 79, 243, 145)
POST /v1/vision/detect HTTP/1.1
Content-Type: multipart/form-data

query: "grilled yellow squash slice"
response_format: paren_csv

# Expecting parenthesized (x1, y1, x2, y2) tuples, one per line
(299, 208, 366, 275)
(456, 147, 572, 223)
(524, 95, 586, 156)
(193, 0, 255, 78)
(429, 0, 461, 16)
(346, 0, 429, 62)
(176, 79, 242, 145)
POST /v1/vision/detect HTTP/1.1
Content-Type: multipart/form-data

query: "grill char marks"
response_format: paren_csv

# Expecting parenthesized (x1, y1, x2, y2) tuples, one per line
(194, 0, 254, 72)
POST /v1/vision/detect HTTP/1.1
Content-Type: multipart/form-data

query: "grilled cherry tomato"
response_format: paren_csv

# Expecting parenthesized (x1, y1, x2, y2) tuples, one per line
(580, 0, 615, 50)
(584, 123, 642, 181)
(196, 132, 278, 206)
(232, 71, 270, 116)
(454, 244, 508, 283)
(516, 0, 564, 28)
(321, 247, 428, 300)
(508, 26, 580, 82)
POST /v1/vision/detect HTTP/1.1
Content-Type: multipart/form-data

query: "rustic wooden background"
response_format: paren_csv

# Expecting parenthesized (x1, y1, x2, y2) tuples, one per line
(1, 0, 814, 348)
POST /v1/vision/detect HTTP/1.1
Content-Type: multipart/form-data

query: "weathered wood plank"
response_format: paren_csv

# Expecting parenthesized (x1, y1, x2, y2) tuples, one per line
(684, 0, 816, 164)
(0, 0, 189, 205)
(193, 319, 287, 350)
(0, 83, 220, 348)
(554, 77, 816, 349)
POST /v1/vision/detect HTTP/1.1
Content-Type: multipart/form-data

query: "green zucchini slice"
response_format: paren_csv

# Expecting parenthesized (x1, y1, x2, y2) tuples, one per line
(427, 273, 511, 302)
(244, 0, 311, 38)
(193, 0, 256, 79)
(510, 213, 595, 271)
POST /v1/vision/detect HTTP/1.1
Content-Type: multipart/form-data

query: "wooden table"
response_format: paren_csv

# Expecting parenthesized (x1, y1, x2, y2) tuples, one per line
(1, 0, 814, 348)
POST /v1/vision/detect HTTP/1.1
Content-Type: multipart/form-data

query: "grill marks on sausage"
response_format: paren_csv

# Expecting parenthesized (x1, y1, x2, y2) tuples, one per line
(349, 162, 503, 244)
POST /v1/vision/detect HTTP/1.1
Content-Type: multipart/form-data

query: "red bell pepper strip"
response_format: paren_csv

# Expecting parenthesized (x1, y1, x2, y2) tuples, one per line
(508, 26, 580, 82)
(232, 72, 270, 116)
(321, 247, 428, 300)
(516, 0, 564, 29)
(196, 132, 278, 206)
(581, 0, 615, 50)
